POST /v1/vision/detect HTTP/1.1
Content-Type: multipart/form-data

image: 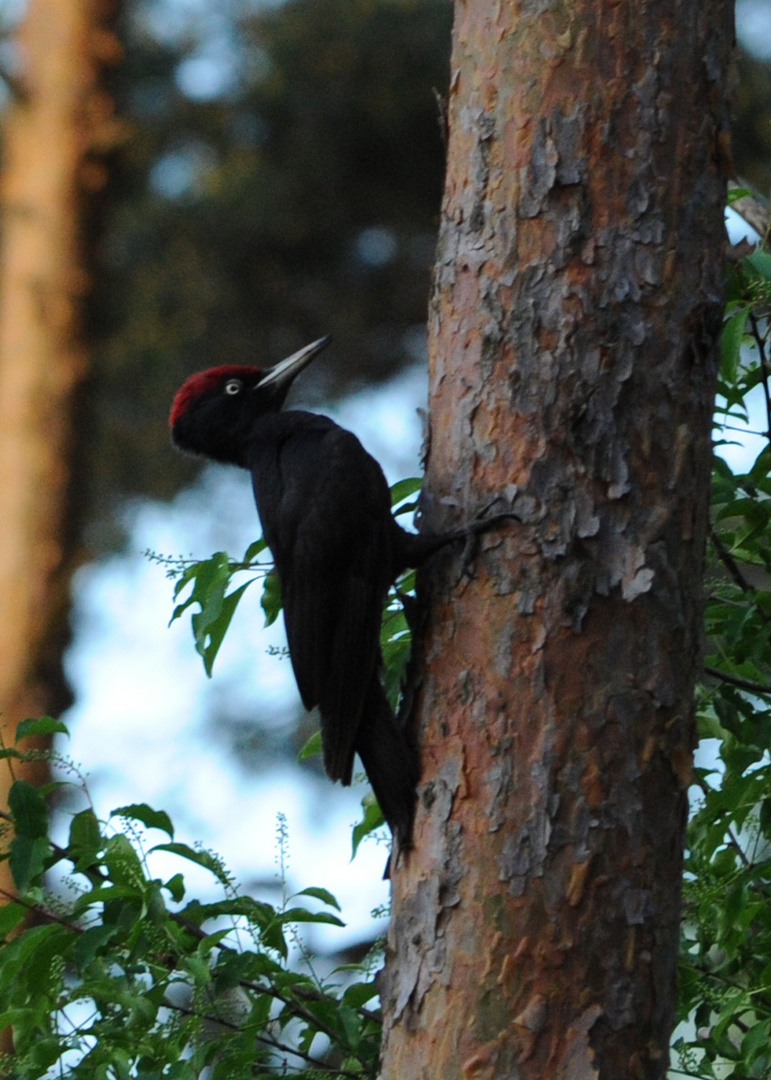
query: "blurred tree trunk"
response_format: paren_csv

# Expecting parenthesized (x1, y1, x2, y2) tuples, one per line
(382, 2, 732, 1078)
(0, 0, 121, 896)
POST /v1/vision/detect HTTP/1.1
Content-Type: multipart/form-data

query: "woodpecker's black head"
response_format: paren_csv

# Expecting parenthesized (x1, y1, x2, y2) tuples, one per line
(170, 336, 331, 465)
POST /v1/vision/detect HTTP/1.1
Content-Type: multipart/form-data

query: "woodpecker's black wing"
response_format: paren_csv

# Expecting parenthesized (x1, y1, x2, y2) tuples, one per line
(247, 411, 396, 783)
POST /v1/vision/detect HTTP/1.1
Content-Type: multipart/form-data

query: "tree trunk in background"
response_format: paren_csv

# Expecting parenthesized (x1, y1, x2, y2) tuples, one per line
(382, 2, 732, 1078)
(0, 0, 121, 891)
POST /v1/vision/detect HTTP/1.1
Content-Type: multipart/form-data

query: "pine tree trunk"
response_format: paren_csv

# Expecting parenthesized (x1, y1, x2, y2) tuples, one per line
(0, 0, 121, 894)
(381, 2, 733, 1077)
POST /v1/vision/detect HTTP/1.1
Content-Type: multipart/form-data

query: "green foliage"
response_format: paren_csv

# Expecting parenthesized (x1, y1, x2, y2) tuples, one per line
(674, 229, 771, 1078)
(161, 539, 272, 676)
(0, 723, 383, 1078)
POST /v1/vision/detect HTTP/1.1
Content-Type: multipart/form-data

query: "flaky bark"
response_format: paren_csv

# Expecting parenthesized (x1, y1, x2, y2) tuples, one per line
(0, 0, 121, 890)
(382, 2, 732, 1079)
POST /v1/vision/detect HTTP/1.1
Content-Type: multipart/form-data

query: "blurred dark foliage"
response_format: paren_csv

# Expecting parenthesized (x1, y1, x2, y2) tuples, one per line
(83, 0, 452, 544)
(734, 49, 771, 192)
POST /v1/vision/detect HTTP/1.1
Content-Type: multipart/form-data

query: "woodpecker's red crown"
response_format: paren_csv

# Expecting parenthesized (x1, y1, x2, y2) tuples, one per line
(169, 365, 261, 429)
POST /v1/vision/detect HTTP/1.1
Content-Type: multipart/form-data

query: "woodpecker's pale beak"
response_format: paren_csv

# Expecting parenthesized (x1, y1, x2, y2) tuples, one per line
(258, 335, 332, 390)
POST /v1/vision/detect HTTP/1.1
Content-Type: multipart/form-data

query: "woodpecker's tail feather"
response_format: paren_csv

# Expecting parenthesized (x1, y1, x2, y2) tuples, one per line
(354, 676, 418, 849)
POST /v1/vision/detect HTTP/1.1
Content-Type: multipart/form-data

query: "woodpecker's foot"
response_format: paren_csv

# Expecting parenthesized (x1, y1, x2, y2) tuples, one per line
(453, 499, 520, 578)
(443, 498, 520, 543)
(460, 532, 481, 578)
(397, 496, 520, 571)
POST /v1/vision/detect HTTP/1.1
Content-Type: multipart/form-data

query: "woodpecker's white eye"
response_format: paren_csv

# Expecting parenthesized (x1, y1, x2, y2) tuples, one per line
(224, 379, 242, 395)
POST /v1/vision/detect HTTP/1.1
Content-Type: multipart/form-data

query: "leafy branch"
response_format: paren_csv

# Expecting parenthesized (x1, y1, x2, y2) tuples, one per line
(679, 190, 771, 1080)
(0, 721, 382, 1079)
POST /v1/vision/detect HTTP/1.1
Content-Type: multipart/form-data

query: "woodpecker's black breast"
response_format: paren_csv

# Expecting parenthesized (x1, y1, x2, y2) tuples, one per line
(246, 410, 398, 784)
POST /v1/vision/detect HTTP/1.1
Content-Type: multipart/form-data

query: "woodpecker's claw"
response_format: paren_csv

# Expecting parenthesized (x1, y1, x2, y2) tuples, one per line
(459, 534, 480, 579)
(475, 495, 509, 519)
(454, 499, 521, 579)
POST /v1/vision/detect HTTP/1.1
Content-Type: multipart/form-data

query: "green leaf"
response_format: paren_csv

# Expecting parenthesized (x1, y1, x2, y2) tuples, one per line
(150, 842, 227, 879)
(184, 954, 212, 988)
(721, 306, 748, 383)
(244, 537, 269, 562)
(337, 1003, 363, 1049)
(298, 729, 322, 761)
(103, 833, 146, 888)
(26, 1036, 63, 1072)
(261, 568, 282, 626)
(745, 249, 771, 282)
(204, 579, 253, 676)
(259, 919, 288, 959)
(294, 886, 341, 911)
(167, 1061, 198, 1080)
(727, 187, 753, 204)
(0, 923, 62, 994)
(16, 923, 72, 993)
(68, 808, 103, 870)
(197, 927, 233, 953)
(351, 794, 385, 858)
(111, 803, 175, 839)
(178, 896, 276, 935)
(15, 716, 69, 741)
(342, 981, 380, 1009)
(740, 1020, 771, 1065)
(0, 1007, 38, 1033)
(390, 476, 422, 505)
(71, 883, 143, 918)
(8, 780, 48, 839)
(281, 910, 346, 931)
(0, 902, 27, 939)
(8, 835, 51, 893)
(189, 557, 233, 653)
(164, 872, 186, 902)
(71, 924, 119, 970)
(390, 476, 422, 501)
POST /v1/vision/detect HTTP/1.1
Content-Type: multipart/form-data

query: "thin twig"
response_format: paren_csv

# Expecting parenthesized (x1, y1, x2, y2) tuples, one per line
(704, 665, 771, 696)
(719, 423, 770, 437)
(709, 528, 755, 593)
(706, 593, 753, 610)
(0, 888, 84, 934)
